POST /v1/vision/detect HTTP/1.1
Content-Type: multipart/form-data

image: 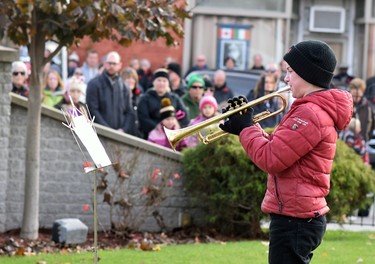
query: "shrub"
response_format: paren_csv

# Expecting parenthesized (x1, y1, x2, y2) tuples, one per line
(182, 133, 375, 238)
(327, 139, 375, 221)
(182, 135, 266, 238)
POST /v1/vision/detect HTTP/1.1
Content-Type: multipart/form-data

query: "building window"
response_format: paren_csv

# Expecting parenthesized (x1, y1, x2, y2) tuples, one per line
(196, 0, 286, 12)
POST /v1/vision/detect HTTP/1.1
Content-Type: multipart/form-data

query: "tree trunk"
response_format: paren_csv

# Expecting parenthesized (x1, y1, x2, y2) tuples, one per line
(20, 11, 45, 240)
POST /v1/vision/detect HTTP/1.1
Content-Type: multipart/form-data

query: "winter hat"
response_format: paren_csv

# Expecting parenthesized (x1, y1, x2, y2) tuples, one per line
(187, 74, 206, 90)
(283, 40, 337, 89)
(69, 78, 86, 94)
(167, 62, 182, 77)
(160, 98, 176, 121)
(153, 68, 169, 82)
(199, 95, 218, 112)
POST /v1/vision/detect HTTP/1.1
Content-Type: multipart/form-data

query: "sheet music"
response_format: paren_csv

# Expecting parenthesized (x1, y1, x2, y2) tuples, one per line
(71, 115, 112, 168)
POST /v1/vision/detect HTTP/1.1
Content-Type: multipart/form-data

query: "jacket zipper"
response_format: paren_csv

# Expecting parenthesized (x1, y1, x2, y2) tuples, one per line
(273, 175, 283, 213)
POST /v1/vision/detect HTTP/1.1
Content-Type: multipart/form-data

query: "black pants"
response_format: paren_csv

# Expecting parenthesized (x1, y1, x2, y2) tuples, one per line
(268, 214, 326, 264)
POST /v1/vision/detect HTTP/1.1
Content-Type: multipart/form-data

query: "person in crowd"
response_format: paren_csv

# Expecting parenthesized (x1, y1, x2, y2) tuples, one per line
(55, 77, 87, 117)
(148, 98, 187, 151)
(67, 52, 80, 77)
(121, 67, 143, 110)
(137, 68, 189, 139)
(224, 56, 236, 70)
(265, 62, 295, 111)
(279, 59, 288, 81)
(163, 56, 175, 68)
(129, 58, 141, 71)
(250, 54, 265, 70)
(333, 64, 355, 90)
(167, 62, 186, 97)
(247, 74, 281, 128)
(11, 61, 29, 97)
(121, 67, 143, 137)
(81, 50, 100, 84)
(212, 69, 234, 107)
(184, 54, 209, 77)
(265, 63, 281, 79)
(339, 117, 370, 165)
(186, 95, 219, 148)
(219, 40, 352, 264)
(181, 74, 206, 119)
(137, 59, 154, 91)
(42, 70, 65, 107)
(348, 78, 374, 142)
(365, 74, 375, 104)
(43, 44, 62, 76)
(86, 51, 137, 135)
(203, 75, 214, 96)
(64, 67, 86, 103)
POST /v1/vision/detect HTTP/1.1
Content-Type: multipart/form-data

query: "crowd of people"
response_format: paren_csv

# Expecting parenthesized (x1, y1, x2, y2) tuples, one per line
(8, 47, 375, 160)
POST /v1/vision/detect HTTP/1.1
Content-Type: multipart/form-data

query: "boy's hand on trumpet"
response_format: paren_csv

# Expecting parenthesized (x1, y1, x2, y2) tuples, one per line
(219, 96, 254, 136)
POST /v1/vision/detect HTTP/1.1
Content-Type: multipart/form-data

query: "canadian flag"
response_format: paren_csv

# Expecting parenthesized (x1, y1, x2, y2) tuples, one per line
(220, 28, 232, 39)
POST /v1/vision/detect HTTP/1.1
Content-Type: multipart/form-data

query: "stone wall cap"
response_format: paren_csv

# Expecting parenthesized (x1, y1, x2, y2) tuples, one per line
(0, 45, 19, 62)
(0, 45, 18, 52)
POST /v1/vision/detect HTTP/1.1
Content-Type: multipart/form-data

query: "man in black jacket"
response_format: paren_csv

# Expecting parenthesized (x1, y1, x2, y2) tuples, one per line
(86, 51, 138, 136)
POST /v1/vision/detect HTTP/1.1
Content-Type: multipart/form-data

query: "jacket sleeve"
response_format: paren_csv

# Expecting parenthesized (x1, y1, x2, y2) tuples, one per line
(239, 106, 322, 174)
(121, 84, 137, 134)
(86, 80, 109, 127)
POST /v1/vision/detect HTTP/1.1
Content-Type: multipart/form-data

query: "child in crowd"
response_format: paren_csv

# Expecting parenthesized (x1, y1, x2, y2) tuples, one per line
(339, 117, 370, 165)
(148, 98, 187, 151)
(186, 95, 219, 148)
(55, 78, 87, 117)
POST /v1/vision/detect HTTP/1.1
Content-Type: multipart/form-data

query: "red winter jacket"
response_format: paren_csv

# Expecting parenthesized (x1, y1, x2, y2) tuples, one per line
(240, 89, 353, 218)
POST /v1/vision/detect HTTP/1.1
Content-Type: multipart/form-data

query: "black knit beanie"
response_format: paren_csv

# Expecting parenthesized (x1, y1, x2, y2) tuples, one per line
(167, 62, 181, 77)
(283, 40, 337, 89)
(153, 68, 169, 82)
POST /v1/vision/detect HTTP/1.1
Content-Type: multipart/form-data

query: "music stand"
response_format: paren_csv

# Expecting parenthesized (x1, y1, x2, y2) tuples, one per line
(62, 101, 112, 263)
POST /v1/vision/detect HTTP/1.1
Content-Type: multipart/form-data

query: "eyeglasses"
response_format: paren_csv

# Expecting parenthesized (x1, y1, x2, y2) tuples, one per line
(266, 69, 277, 73)
(13, 71, 26, 76)
(74, 72, 83, 76)
(190, 85, 204, 89)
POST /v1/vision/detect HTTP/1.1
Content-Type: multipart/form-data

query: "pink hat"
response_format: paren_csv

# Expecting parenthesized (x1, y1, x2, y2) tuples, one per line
(199, 95, 218, 112)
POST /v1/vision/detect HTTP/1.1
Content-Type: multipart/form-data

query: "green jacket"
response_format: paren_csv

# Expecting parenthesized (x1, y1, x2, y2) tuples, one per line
(43, 88, 64, 107)
(181, 93, 200, 119)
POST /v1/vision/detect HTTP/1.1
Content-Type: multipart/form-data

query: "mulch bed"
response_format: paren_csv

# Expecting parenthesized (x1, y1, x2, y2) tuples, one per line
(0, 227, 233, 256)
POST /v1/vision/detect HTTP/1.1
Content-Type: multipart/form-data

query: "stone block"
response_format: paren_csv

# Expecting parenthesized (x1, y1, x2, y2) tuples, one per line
(51, 218, 88, 244)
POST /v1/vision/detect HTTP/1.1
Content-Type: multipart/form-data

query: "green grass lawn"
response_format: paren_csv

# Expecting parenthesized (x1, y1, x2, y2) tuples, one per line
(0, 230, 374, 264)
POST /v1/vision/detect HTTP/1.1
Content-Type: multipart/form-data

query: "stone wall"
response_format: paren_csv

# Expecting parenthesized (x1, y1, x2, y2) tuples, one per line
(0, 46, 17, 232)
(0, 48, 204, 232)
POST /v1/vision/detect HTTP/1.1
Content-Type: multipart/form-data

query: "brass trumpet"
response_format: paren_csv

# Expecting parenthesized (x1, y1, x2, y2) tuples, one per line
(164, 86, 291, 151)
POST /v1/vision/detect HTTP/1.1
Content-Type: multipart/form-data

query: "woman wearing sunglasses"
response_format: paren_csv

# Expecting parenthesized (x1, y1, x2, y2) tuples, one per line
(11, 61, 29, 97)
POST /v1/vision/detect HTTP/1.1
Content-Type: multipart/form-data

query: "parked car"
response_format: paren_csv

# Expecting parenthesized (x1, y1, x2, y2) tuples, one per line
(185, 69, 262, 97)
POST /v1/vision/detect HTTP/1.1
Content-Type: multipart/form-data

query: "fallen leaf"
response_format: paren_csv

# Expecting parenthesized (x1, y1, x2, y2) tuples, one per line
(15, 247, 25, 256)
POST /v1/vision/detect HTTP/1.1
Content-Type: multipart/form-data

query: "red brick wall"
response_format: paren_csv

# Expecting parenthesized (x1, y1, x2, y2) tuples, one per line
(70, 36, 184, 72)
